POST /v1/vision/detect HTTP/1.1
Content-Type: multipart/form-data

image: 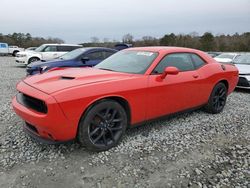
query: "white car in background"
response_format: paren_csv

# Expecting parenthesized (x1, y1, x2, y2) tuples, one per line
(0, 43, 9, 55)
(25, 47, 37, 51)
(232, 54, 250, 89)
(214, 53, 239, 63)
(9, 46, 24, 56)
(15, 44, 82, 65)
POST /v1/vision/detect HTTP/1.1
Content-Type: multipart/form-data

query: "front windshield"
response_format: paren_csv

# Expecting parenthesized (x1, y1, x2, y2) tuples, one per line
(59, 48, 86, 60)
(35, 45, 46, 52)
(233, 54, 250, 65)
(216, 53, 235, 59)
(95, 50, 158, 74)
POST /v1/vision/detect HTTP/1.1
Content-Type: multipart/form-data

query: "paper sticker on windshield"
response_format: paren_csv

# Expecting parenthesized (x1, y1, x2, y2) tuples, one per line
(137, 52, 154, 56)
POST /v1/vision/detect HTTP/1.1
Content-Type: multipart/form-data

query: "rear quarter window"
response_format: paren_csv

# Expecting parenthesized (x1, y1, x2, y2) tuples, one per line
(190, 54, 207, 69)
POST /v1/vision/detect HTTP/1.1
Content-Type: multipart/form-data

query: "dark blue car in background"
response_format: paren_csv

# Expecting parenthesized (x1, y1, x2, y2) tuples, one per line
(26, 47, 117, 75)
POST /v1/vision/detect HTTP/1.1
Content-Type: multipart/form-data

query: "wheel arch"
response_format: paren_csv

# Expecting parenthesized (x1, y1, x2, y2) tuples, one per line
(28, 56, 41, 63)
(77, 95, 131, 133)
(12, 50, 19, 56)
(217, 79, 229, 91)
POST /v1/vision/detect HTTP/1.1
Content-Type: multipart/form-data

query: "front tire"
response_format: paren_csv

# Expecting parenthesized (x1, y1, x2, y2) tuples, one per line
(204, 82, 228, 114)
(28, 57, 40, 64)
(77, 100, 127, 151)
(13, 51, 19, 57)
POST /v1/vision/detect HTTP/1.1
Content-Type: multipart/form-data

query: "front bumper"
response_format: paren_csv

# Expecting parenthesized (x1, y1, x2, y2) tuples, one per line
(26, 68, 40, 76)
(12, 81, 77, 142)
(15, 56, 28, 64)
(23, 122, 74, 144)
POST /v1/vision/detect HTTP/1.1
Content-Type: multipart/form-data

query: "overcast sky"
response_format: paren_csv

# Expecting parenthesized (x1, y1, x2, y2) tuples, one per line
(1, 0, 250, 43)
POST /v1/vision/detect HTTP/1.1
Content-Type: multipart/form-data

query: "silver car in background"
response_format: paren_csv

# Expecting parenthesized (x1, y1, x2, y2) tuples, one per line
(233, 54, 250, 89)
(214, 53, 239, 63)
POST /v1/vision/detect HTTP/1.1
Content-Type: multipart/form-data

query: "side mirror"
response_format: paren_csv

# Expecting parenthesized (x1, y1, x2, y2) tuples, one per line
(161, 66, 179, 79)
(81, 57, 90, 63)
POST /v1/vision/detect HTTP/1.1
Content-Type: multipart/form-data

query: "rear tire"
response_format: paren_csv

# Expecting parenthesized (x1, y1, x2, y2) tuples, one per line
(204, 82, 228, 114)
(28, 57, 40, 64)
(77, 100, 127, 151)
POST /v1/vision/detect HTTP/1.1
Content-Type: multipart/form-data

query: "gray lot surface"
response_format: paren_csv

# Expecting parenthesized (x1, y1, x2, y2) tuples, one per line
(0, 57, 249, 188)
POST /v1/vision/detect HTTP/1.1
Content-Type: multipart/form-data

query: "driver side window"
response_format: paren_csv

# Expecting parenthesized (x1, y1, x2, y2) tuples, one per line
(84, 51, 104, 60)
(153, 53, 195, 74)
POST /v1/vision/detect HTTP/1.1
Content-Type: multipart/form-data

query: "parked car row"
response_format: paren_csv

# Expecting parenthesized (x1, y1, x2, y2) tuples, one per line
(12, 46, 240, 151)
(26, 47, 117, 75)
(16, 44, 82, 65)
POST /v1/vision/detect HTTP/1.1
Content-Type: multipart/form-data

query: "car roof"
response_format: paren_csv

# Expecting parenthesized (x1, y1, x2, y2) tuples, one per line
(79, 47, 117, 51)
(42, 43, 82, 46)
(125, 46, 203, 54)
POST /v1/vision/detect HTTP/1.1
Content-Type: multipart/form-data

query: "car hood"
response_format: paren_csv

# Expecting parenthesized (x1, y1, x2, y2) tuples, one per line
(235, 64, 250, 74)
(214, 57, 232, 63)
(17, 51, 40, 56)
(28, 58, 66, 68)
(23, 67, 134, 94)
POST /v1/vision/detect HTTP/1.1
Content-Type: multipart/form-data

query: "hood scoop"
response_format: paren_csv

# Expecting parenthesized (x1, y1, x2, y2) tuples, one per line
(60, 76, 75, 80)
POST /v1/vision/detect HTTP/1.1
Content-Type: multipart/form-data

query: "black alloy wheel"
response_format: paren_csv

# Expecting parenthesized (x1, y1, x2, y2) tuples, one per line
(212, 86, 227, 111)
(78, 100, 127, 151)
(204, 82, 228, 114)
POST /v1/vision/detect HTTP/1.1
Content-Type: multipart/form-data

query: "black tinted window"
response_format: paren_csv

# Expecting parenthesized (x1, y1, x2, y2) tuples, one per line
(154, 53, 194, 73)
(70, 46, 81, 51)
(57, 46, 75, 52)
(85, 52, 104, 60)
(103, 51, 115, 58)
(191, 54, 206, 68)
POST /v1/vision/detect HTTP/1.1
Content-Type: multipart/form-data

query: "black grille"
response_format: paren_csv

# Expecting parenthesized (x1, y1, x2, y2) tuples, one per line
(17, 92, 48, 113)
(238, 77, 250, 87)
(25, 122, 38, 134)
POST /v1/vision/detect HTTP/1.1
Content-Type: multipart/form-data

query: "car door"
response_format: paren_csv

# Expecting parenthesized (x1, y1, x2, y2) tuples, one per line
(146, 53, 207, 120)
(41, 45, 58, 60)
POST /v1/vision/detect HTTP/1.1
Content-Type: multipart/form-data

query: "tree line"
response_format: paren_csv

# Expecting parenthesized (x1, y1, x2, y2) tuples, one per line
(1, 32, 250, 51)
(85, 32, 250, 52)
(0, 33, 64, 48)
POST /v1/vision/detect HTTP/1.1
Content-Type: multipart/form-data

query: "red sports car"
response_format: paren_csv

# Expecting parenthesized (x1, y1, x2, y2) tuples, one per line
(12, 47, 239, 151)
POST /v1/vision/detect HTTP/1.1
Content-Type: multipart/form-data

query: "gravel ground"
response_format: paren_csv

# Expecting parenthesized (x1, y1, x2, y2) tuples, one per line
(0, 56, 249, 188)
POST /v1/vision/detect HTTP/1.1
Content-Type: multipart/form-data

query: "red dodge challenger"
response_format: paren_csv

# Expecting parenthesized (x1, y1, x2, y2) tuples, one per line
(12, 47, 239, 151)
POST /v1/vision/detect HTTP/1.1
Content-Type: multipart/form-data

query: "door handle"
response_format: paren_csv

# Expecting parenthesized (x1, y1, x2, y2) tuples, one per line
(193, 74, 199, 78)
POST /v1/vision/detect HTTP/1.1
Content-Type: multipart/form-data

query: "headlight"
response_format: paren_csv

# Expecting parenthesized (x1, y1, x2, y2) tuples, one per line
(40, 66, 48, 73)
